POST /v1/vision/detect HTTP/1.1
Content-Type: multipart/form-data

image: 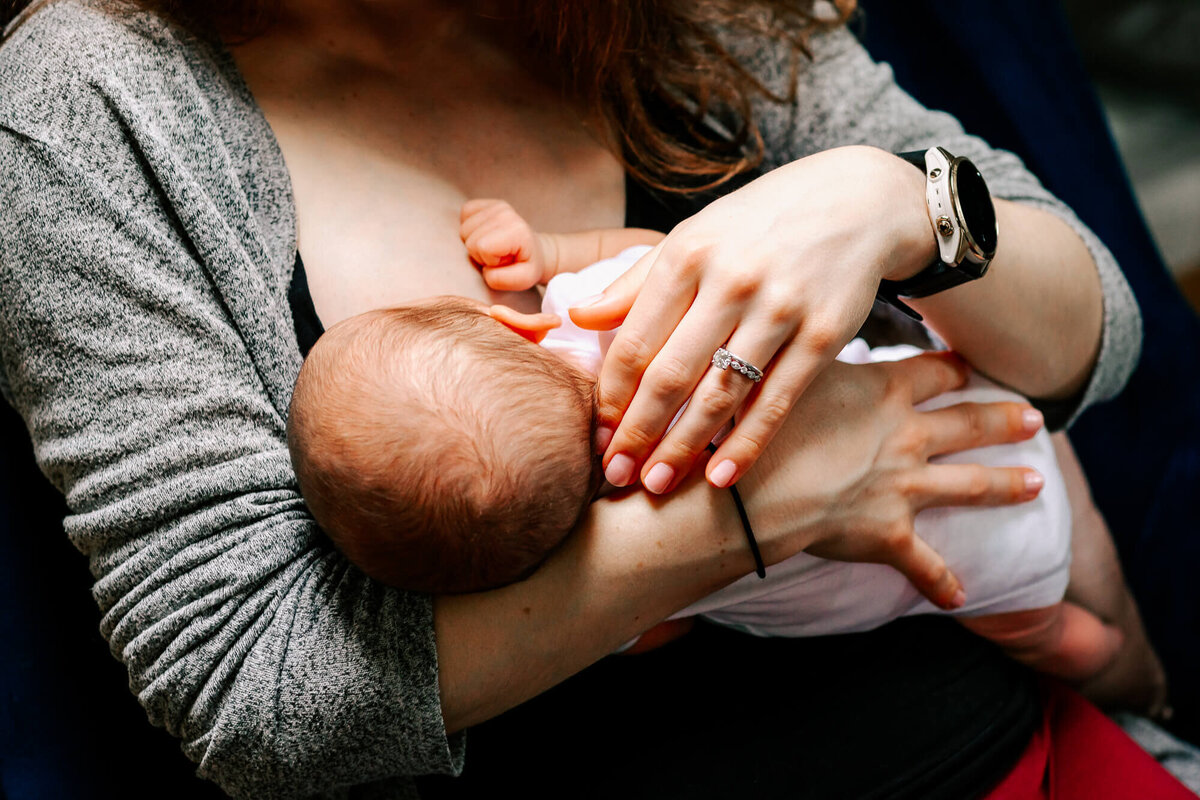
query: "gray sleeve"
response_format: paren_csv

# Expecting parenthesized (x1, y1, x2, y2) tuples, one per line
(745, 27, 1142, 427)
(0, 129, 464, 798)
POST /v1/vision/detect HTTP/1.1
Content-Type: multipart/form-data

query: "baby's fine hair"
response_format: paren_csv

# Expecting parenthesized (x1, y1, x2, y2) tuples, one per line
(288, 298, 599, 593)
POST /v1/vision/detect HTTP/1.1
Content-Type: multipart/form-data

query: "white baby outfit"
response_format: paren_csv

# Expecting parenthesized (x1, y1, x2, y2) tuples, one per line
(542, 247, 1071, 637)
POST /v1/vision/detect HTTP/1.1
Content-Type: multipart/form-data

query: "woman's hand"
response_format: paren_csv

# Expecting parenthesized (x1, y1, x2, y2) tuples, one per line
(569, 146, 934, 493)
(737, 352, 1047, 609)
(436, 352, 1044, 730)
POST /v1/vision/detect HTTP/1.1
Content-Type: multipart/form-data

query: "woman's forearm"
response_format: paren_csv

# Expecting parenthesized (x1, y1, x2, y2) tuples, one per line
(903, 198, 1105, 401)
(435, 353, 1049, 734)
(434, 471, 746, 733)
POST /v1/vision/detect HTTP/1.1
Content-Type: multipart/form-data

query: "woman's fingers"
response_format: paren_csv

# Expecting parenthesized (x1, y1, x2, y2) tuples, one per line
(880, 531, 965, 611)
(602, 294, 741, 486)
(567, 241, 663, 332)
(583, 251, 707, 480)
(702, 337, 821, 489)
(880, 351, 971, 404)
(585, 252, 683, 447)
(696, 350, 971, 491)
(919, 401, 1044, 457)
(641, 321, 796, 493)
(910, 463, 1044, 511)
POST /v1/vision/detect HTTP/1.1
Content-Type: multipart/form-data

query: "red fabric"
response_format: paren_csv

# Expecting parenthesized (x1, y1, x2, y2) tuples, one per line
(983, 679, 1197, 799)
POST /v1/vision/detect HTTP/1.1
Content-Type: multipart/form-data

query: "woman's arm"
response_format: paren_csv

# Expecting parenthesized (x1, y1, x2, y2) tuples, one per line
(757, 26, 1140, 414)
(785, 148, 1105, 401)
(0, 126, 463, 798)
(0, 125, 1040, 791)
(435, 471, 742, 733)
(569, 28, 1140, 494)
(900, 195, 1102, 401)
(0, 16, 1060, 798)
(434, 354, 1046, 732)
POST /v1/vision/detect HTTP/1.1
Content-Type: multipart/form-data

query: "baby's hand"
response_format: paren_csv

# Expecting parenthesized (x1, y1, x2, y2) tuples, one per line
(460, 199, 550, 291)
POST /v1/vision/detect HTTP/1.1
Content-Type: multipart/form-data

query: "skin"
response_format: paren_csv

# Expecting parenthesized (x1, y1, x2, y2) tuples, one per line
(1053, 433, 1168, 716)
(231, 0, 1057, 733)
(460, 200, 1154, 695)
(569, 147, 1105, 494)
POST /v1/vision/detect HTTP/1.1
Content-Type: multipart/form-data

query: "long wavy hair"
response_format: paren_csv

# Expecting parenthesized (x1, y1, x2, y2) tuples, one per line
(1, 0, 856, 192)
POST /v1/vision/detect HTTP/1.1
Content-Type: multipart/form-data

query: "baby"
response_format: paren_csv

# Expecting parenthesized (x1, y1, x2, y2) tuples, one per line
(287, 199, 1156, 696)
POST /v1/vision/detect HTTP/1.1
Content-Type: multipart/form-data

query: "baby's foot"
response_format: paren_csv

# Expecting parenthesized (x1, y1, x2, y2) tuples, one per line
(1078, 610, 1170, 719)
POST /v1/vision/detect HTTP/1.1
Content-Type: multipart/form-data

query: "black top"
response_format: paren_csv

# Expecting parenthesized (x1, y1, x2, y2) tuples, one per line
(287, 172, 1038, 800)
(288, 248, 323, 358)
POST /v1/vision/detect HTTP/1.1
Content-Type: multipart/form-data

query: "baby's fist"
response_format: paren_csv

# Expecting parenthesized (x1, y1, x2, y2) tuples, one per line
(460, 199, 547, 291)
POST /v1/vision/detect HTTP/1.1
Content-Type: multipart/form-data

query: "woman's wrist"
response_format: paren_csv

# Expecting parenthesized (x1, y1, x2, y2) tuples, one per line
(878, 149, 940, 282)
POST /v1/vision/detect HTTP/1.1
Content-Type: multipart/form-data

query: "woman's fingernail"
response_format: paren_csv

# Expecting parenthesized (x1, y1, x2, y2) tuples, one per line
(643, 463, 675, 494)
(570, 293, 605, 310)
(1022, 408, 1044, 432)
(709, 459, 737, 489)
(1024, 471, 1045, 494)
(605, 453, 636, 487)
(594, 425, 614, 454)
(949, 589, 967, 610)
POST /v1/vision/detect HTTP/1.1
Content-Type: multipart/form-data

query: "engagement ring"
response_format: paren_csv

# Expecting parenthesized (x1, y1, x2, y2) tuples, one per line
(711, 347, 764, 382)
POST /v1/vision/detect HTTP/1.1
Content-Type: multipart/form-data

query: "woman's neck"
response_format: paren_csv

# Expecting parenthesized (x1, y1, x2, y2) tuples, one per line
(226, 0, 624, 328)
(266, 0, 515, 59)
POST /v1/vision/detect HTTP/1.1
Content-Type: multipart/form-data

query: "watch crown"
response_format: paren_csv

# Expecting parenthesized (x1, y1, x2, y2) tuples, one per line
(936, 216, 954, 237)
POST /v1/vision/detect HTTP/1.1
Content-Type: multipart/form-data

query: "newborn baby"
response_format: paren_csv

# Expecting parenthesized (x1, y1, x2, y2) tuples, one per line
(288, 294, 601, 594)
(287, 200, 1137, 689)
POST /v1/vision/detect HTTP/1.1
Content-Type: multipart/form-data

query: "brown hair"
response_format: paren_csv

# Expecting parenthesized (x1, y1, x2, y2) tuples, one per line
(288, 298, 599, 594)
(2, 0, 856, 192)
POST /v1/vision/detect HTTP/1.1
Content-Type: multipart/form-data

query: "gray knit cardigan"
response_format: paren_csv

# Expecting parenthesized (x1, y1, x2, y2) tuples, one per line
(0, 2, 1141, 798)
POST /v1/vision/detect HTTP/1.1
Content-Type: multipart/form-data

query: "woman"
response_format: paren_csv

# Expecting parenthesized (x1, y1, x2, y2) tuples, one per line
(0, 1, 1171, 798)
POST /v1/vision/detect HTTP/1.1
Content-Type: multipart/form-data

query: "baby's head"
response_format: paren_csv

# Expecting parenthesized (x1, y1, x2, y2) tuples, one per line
(288, 297, 600, 593)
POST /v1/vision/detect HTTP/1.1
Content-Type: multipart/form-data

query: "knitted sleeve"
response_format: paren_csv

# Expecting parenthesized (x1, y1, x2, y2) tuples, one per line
(0, 7, 463, 797)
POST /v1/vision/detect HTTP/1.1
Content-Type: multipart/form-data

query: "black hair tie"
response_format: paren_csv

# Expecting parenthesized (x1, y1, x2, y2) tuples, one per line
(707, 443, 766, 579)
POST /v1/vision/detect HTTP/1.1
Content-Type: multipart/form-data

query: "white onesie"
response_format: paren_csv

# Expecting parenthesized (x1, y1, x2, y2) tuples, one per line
(542, 246, 1071, 637)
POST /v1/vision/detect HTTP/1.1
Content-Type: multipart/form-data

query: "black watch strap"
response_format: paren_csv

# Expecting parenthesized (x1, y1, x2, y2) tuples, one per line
(882, 258, 978, 299)
(896, 149, 927, 170)
(875, 149, 976, 322)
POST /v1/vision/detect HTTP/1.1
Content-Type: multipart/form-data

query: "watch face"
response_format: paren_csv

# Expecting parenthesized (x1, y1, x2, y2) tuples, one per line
(953, 160, 998, 257)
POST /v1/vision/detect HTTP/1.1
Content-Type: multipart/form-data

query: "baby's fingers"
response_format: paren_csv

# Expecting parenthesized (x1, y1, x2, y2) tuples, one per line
(461, 198, 493, 221)
(465, 226, 524, 267)
(459, 198, 511, 234)
(879, 351, 970, 404)
(480, 263, 542, 292)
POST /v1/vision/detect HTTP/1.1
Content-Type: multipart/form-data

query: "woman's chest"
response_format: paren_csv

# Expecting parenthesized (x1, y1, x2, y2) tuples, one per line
(239, 43, 626, 326)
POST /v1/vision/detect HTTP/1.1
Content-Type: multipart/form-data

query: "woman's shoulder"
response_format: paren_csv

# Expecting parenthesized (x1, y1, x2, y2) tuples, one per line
(722, 22, 909, 168)
(1, 2, 197, 144)
(0, 0, 296, 289)
(723, 21, 865, 98)
(0, 1, 284, 196)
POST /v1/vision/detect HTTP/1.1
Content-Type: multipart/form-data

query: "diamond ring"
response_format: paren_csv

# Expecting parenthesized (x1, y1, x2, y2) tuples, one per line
(711, 347, 764, 382)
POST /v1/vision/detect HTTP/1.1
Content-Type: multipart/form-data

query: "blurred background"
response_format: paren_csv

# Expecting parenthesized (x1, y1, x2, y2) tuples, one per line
(1063, 0, 1200, 310)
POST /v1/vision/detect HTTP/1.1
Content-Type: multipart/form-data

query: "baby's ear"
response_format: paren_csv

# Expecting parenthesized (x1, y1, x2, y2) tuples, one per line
(487, 305, 561, 343)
